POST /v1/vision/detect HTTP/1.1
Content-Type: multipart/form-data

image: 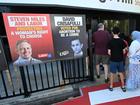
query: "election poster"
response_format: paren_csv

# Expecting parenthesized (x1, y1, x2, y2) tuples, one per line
(50, 14, 87, 60)
(3, 13, 87, 65)
(2, 13, 55, 66)
(0, 39, 8, 70)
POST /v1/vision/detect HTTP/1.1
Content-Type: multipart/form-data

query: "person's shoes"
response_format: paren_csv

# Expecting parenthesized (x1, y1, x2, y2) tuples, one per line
(105, 78, 109, 83)
(121, 87, 126, 92)
(97, 75, 100, 78)
(108, 86, 113, 91)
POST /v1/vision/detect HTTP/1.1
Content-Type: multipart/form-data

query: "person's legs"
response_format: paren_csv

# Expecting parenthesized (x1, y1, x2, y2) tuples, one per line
(102, 55, 109, 82)
(103, 64, 108, 79)
(95, 55, 101, 78)
(118, 72, 125, 87)
(103, 64, 109, 83)
(118, 61, 126, 92)
(123, 72, 126, 82)
(109, 72, 115, 91)
(96, 64, 100, 78)
(108, 61, 116, 91)
(119, 72, 126, 92)
(109, 73, 114, 88)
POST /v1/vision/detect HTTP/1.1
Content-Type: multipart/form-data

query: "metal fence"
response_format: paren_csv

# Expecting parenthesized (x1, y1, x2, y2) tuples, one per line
(0, 57, 89, 99)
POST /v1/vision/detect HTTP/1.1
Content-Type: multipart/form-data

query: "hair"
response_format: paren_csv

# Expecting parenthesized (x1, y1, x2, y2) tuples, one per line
(119, 33, 127, 40)
(98, 23, 104, 29)
(71, 39, 82, 44)
(112, 27, 120, 34)
(16, 40, 30, 49)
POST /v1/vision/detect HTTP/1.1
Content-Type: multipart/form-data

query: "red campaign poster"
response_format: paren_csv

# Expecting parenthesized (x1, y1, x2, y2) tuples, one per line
(2, 13, 55, 66)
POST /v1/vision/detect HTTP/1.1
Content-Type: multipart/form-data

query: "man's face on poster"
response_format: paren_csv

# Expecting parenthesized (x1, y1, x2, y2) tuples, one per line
(71, 39, 83, 54)
(16, 42, 32, 59)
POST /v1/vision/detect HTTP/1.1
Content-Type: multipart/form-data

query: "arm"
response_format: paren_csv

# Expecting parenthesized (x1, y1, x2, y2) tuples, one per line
(123, 48, 126, 55)
(108, 49, 111, 55)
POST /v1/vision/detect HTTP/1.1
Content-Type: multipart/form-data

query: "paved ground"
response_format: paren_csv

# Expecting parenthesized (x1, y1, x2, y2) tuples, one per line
(0, 73, 120, 105)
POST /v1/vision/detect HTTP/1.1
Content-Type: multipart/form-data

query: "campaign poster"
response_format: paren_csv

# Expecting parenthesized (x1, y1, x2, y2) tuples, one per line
(0, 39, 8, 70)
(3, 13, 55, 66)
(51, 14, 87, 60)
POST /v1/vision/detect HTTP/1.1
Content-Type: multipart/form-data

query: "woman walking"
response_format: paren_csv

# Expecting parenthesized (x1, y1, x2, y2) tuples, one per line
(126, 31, 140, 90)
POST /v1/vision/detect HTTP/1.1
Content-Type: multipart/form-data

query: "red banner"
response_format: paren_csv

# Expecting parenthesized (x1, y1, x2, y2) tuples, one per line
(3, 13, 55, 65)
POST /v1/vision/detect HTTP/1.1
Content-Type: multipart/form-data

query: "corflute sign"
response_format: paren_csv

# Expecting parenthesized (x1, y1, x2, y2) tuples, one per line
(0, 0, 140, 13)
(3, 13, 87, 66)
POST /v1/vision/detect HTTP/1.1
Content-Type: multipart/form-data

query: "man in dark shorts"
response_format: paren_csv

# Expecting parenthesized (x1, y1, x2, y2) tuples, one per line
(108, 27, 126, 92)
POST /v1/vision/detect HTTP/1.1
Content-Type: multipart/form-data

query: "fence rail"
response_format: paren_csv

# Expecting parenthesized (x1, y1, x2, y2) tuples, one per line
(0, 57, 89, 99)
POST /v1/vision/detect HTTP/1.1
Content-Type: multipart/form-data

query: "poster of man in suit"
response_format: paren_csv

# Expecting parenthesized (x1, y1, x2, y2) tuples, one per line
(50, 14, 87, 60)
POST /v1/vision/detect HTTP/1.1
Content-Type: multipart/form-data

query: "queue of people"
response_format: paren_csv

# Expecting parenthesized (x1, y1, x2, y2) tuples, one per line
(92, 22, 140, 92)
(13, 22, 140, 92)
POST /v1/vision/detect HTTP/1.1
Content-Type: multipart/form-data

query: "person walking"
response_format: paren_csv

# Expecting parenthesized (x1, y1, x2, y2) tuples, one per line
(108, 27, 126, 92)
(92, 23, 111, 83)
(126, 31, 140, 90)
(118, 33, 129, 82)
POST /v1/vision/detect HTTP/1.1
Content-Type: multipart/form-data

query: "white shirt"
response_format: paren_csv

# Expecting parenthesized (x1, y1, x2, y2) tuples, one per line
(129, 40, 140, 64)
(14, 56, 42, 66)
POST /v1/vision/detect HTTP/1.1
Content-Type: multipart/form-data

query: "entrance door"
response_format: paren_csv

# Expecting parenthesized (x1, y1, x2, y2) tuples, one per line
(103, 19, 129, 36)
